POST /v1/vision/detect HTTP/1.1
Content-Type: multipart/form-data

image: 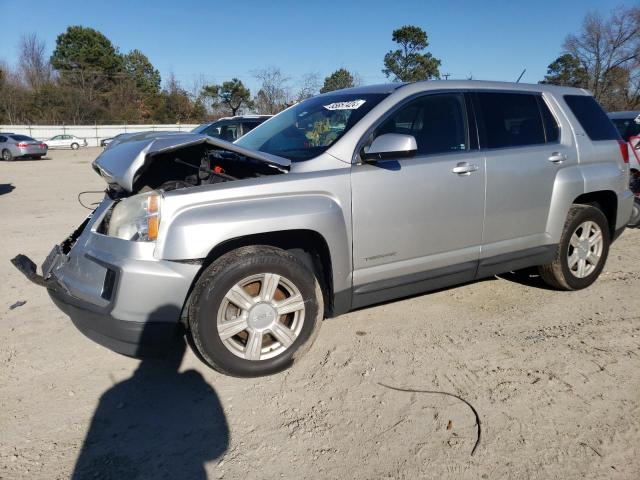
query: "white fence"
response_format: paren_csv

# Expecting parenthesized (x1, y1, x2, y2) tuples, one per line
(0, 124, 199, 147)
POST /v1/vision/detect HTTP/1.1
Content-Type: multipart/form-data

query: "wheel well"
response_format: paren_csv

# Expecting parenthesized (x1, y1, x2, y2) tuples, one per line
(200, 230, 335, 316)
(573, 190, 617, 236)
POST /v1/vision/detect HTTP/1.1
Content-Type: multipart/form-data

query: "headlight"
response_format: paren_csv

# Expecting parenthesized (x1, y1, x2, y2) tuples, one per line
(107, 191, 161, 241)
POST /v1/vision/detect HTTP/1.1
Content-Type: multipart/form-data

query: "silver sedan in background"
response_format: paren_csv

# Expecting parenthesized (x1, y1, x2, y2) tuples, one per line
(45, 134, 88, 150)
(0, 133, 48, 160)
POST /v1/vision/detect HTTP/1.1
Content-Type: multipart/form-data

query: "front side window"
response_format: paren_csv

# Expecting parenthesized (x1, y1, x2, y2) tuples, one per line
(235, 93, 389, 161)
(374, 93, 469, 155)
(475, 92, 546, 148)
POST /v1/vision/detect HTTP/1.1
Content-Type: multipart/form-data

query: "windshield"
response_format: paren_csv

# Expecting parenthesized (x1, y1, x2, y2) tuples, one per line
(235, 93, 389, 161)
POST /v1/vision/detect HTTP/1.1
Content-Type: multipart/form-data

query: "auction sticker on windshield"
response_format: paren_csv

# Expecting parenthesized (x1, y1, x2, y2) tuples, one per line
(323, 99, 366, 110)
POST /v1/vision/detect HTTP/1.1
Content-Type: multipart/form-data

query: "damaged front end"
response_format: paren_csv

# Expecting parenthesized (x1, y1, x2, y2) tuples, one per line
(11, 132, 289, 356)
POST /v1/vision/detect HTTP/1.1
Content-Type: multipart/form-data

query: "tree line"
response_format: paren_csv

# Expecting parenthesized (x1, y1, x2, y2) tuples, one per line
(0, 24, 440, 125)
(541, 5, 640, 111)
(1, 6, 638, 126)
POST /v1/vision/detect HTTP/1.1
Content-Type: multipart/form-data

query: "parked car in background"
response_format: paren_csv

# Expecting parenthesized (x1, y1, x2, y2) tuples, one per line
(0, 133, 48, 160)
(13, 81, 634, 377)
(45, 134, 87, 150)
(608, 111, 640, 141)
(100, 133, 125, 148)
(608, 111, 640, 170)
(192, 115, 271, 142)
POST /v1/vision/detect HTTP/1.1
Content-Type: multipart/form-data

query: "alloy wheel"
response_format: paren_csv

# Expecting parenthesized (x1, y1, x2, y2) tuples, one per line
(216, 273, 306, 361)
(567, 220, 603, 278)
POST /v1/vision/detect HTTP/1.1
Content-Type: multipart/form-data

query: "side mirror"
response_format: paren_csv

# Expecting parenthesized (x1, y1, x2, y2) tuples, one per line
(362, 133, 417, 162)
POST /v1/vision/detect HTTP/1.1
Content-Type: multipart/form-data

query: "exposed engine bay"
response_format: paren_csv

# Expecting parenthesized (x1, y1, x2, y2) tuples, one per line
(133, 144, 283, 196)
(91, 132, 291, 198)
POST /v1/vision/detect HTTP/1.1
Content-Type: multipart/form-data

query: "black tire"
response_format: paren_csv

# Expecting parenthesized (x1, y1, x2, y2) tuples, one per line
(629, 198, 640, 228)
(71, 143, 79, 150)
(188, 245, 323, 377)
(34, 155, 44, 160)
(2, 149, 13, 161)
(538, 205, 610, 290)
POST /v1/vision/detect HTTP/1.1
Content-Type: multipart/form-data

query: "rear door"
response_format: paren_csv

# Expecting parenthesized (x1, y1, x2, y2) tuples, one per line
(473, 91, 576, 263)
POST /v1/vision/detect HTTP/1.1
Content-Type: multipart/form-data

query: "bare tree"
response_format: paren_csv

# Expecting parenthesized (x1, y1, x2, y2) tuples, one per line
(0, 61, 27, 124)
(564, 6, 640, 109)
(252, 66, 291, 114)
(18, 33, 51, 91)
(295, 72, 321, 102)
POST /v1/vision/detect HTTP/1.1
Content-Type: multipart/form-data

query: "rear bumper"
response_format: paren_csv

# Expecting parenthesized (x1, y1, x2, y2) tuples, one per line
(17, 147, 47, 156)
(617, 189, 635, 231)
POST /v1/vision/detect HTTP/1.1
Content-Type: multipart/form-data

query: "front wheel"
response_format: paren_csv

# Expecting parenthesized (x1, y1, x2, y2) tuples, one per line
(188, 246, 323, 377)
(538, 205, 610, 290)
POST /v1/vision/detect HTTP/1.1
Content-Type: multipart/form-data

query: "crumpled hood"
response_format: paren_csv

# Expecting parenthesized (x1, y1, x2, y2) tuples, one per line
(92, 131, 291, 192)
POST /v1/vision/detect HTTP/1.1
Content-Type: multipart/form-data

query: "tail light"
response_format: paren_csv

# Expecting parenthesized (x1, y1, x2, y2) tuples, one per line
(17, 142, 29, 148)
(40, 144, 46, 148)
(618, 139, 629, 164)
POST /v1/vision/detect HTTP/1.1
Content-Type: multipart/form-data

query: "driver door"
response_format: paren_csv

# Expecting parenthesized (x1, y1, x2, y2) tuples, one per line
(350, 93, 486, 307)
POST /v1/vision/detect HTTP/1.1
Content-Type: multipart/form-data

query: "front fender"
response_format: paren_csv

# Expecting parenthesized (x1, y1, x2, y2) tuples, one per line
(156, 193, 352, 295)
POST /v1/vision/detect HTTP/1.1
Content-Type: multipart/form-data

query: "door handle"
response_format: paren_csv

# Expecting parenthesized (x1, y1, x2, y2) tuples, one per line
(452, 162, 479, 175)
(548, 152, 567, 164)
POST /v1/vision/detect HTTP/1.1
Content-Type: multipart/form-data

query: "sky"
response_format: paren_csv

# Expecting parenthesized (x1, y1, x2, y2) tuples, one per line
(0, 0, 636, 94)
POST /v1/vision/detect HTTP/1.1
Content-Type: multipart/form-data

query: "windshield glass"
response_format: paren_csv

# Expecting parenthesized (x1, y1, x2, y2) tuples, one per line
(235, 93, 389, 161)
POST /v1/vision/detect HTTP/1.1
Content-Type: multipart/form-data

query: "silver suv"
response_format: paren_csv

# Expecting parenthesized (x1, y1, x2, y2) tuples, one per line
(12, 81, 634, 377)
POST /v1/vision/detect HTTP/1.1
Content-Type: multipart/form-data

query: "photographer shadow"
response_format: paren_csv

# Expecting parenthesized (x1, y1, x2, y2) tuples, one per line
(72, 306, 229, 479)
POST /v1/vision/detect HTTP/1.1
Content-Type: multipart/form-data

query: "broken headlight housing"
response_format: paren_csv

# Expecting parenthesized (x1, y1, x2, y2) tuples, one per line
(106, 191, 161, 241)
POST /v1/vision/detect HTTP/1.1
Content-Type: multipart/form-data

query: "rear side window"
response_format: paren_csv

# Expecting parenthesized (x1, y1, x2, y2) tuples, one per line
(375, 93, 469, 155)
(474, 93, 545, 148)
(564, 95, 619, 141)
(242, 122, 260, 134)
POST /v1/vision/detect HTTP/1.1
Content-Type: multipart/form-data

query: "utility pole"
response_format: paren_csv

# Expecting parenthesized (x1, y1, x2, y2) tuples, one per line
(443, 73, 451, 80)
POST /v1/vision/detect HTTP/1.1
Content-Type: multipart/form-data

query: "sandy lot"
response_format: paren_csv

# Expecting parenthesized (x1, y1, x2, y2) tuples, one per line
(1, 148, 639, 479)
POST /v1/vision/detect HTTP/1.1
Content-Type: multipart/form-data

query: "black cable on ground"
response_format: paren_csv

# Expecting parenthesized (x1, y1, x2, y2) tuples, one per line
(377, 382, 482, 456)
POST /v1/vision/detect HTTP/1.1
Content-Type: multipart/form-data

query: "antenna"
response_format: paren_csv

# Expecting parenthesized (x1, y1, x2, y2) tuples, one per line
(516, 69, 526, 83)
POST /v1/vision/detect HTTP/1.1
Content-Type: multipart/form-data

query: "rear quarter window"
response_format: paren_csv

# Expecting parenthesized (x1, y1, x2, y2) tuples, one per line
(564, 95, 620, 141)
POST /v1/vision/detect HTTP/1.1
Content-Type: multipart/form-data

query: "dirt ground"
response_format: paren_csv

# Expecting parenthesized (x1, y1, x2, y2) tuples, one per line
(1, 148, 639, 479)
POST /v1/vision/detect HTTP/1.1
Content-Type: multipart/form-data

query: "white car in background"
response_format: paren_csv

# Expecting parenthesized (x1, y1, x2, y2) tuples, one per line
(45, 134, 87, 150)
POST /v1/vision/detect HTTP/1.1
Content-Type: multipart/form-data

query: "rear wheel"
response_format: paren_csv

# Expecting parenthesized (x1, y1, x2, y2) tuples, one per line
(188, 246, 323, 377)
(2, 149, 13, 161)
(538, 205, 610, 290)
(71, 143, 79, 150)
